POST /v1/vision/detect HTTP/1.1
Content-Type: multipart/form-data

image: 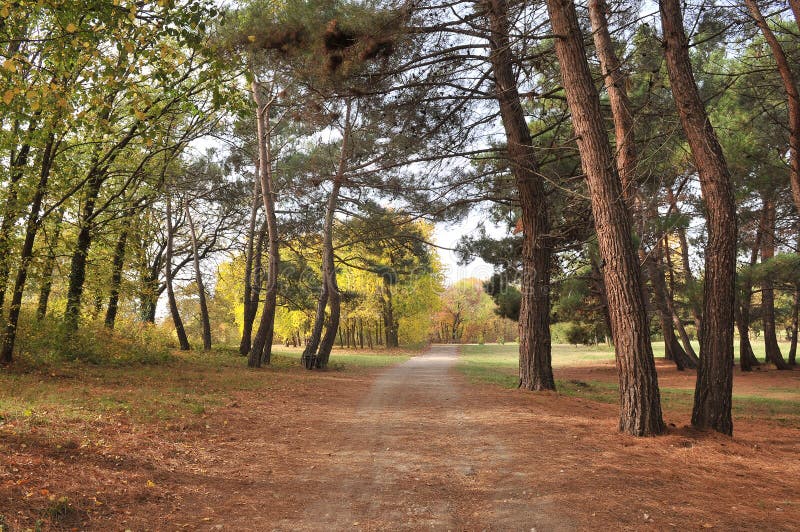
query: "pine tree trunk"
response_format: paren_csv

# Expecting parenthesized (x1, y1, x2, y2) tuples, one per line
(315, 101, 352, 369)
(165, 196, 191, 351)
(248, 79, 281, 367)
(36, 208, 64, 321)
(789, 287, 799, 365)
(546, 0, 664, 435)
(759, 195, 790, 369)
(644, 246, 692, 370)
(738, 214, 763, 371)
(239, 175, 262, 355)
(104, 228, 129, 329)
(185, 203, 212, 351)
(485, 0, 555, 391)
(666, 187, 703, 334)
(661, 0, 737, 435)
(0, 135, 55, 365)
(661, 238, 700, 364)
(745, 0, 800, 215)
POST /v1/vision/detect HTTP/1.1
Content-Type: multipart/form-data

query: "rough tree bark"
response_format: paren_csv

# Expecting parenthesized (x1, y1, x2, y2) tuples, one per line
(661, 236, 700, 363)
(789, 287, 799, 365)
(737, 216, 762, 371)
(485, 0, 555, 391)
(185, 202, 212, 351)
(745, 0, 800, 215)
(661, 0, 738, 435)
(36, 208, 64, 321)
(759, 194, 790, 369)
(0, 134, 55, 365)
(104, 228, 129, 330)
(165, 196, 191, 351)
(0, 120, 35, 317)
(248, 79, 281, 367)
(315, 102, 353, 369)
(239, 174, 262, 355)
(546, 0, 665, 436)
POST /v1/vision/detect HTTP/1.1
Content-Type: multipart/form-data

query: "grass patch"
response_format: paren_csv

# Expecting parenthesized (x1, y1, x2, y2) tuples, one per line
(0, 342, 413, 430)
(457, 342, 800, 426)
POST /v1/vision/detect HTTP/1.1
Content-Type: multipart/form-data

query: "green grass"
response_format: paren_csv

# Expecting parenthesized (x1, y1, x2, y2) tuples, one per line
(0, 344, 411, 430)
(457, 342, 800, 425)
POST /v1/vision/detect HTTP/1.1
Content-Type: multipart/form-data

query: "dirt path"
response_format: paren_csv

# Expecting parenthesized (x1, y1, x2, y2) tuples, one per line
(3, 345, 799, 530)
(291, 344, 565, 531)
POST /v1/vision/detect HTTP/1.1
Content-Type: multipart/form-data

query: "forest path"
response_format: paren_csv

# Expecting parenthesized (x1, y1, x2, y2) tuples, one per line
(286, 344, 566, 531)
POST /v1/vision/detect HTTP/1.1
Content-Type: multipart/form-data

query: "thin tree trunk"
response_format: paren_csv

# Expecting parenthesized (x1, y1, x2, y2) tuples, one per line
(662, 236, 700, 363)
(64, 168, 104, 331)
(789, 286, 799, 365)
(759, 194, 790, 369)
(644, 246, 690, 370)
(249, 78, 281, 367)
(0, 121, 35, 318)
(738, 212, 763, 371)
(104, 228, 129, 329)
(239, 174, 262, 355)
(745, 0, 800, 215)
(185, 202, 211, 350)
(315, 101, 353, 369)
(165, 196, 190, 351)
(666, 186, 702, 333)
(36, 208, 64, 321)
(0, 135, 55, 365)
(661, 0, 737, 435)
(546, 0, 664, 436)
(485, 0, 555, 391)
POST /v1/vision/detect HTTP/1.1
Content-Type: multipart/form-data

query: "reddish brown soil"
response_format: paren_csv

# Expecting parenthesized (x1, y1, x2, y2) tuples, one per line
(2, 346, 799, 530)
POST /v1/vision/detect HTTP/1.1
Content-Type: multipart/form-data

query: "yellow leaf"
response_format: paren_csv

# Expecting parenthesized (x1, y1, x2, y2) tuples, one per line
(2, 90, 13, 105)
(0, 6, 9, 17)
(146, 480, 156, 488)
(66, 23, 77, 33)
(2, 59, 17, 72)
(247, 35, 256, 42)
(134, 109, 146, 121)
(31, 100, 40, 111)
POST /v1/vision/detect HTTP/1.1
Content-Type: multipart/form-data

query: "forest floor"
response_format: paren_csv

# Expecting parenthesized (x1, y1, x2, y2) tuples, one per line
(1, 344, 799, 530)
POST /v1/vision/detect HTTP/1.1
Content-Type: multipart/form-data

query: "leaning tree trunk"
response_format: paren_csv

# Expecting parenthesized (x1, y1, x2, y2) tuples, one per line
(738, 213, 763, 371)
(789, 286, 799, 365)
(745, 0, 800, 216)
(667, 186, 702, 334)
(310, 101, 352, 369)
(0, 135, 55, 365)
(104, 228, 129, 329)
(248, 79, 281, 367)
(165, 196, 191, 351)
(239, 175, 262, 355)
(546, 0, 664, 436)
(662, 237, 700, 364)
(64, 168, 104, 332)
(36, 208, 64, 321)
(486, 0, 554, 391)
(661, 0, 737, 435)
(645, 246, 693, 370)
(185, 202, 212, 351)
(0, 122, 35, 317)
(759, 194, 790, 369)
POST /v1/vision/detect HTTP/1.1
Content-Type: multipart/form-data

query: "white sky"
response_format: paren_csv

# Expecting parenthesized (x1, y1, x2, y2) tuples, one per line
(433, 209, 507, 286)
